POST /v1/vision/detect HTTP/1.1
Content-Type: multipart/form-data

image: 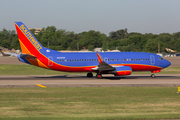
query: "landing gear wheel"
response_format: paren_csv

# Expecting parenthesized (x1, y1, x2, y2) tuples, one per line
(151, 74, 155, 78)
(96, 74, 102, 79)
(87, 73, 93, 77)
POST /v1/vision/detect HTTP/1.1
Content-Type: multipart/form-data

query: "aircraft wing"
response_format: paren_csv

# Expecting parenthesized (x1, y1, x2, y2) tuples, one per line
(94, 52, 115, 72)
(0, 49, 19, 57)
(93, 52, 131, 76)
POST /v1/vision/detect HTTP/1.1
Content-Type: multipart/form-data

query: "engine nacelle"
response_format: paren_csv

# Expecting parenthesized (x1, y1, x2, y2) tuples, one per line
(114, 66, 132, 76)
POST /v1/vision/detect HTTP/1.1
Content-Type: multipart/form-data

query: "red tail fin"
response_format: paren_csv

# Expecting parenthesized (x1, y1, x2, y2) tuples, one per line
(15, 22, 44, 55)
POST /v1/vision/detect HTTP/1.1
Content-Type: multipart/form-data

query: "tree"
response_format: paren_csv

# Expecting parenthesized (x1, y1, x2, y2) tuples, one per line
(88, 45, 94, 51)
(175, 38, 180, 52)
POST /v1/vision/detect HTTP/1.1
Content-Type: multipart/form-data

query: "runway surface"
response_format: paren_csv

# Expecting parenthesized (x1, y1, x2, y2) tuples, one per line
(0, 74, 180, 88)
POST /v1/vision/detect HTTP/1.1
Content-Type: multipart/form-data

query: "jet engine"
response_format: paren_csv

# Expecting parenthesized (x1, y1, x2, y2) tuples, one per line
(114, 66, 132, 76)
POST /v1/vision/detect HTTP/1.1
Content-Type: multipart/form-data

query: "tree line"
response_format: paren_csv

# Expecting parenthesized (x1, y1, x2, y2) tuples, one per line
(0, 26, 180, 53)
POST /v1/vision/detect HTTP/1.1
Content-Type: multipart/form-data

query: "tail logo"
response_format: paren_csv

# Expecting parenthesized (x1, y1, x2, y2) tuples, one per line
(20, 24, 43, 50)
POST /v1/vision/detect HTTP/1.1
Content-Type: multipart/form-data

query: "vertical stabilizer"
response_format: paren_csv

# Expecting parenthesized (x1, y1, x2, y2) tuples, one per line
(15, 22, 44, 55)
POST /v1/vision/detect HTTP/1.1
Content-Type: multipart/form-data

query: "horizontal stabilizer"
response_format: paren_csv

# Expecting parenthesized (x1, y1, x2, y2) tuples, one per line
(18, 54, 37, 65)
(19, 54, 37, 59)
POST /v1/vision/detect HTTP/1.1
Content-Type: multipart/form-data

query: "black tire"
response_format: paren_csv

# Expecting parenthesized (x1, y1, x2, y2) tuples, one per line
(87, 73, 93, 77)
(151, 74, 155, 78)
(96, 74, 102, 79)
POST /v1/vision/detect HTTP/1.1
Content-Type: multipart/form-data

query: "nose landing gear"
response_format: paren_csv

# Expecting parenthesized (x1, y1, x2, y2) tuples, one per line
(151, 74, 155, 78)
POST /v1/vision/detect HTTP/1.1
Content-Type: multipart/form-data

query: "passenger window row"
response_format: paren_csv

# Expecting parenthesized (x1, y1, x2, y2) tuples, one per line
(122, 58, 149, 61)
(57, 59, 98, 62)
(56, 58, 149, 62)
(57, 58, 120, 62)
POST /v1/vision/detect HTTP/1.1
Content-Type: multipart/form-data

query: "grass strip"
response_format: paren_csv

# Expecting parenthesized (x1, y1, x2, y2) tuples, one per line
(0, 87, 180, 119)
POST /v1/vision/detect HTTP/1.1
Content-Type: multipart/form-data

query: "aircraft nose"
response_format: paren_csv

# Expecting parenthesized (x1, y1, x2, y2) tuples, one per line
(163, 59, 171, 68)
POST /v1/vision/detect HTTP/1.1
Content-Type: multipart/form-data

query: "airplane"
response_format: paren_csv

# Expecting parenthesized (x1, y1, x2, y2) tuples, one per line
(14, 22, 171, 78)
(0, 49, 18, 57)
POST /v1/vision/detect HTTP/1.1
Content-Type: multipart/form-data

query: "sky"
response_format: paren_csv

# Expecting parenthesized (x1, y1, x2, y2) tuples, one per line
(0, 0, 180, 35)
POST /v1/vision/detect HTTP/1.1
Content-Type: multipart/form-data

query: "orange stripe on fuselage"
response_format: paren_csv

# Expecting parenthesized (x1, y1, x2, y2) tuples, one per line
(25, 57, 49, 69)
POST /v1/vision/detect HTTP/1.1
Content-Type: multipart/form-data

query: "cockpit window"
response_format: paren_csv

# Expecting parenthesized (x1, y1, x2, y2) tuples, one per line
(159, 57, 163, 60)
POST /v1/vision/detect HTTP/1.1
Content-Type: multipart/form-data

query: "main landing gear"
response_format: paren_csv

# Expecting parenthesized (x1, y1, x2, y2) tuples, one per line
(87, 72, 102, 79)
(151, 74, 155, 78)
(96, 73, 102, 79)
(87, 72, 93, 77)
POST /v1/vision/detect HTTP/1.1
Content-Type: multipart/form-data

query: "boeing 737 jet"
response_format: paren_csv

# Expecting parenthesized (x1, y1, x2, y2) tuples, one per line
(15, 22, 171, 78)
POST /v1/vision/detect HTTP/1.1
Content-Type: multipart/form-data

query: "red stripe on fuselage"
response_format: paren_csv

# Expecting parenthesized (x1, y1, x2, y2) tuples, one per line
(112, 64, 162, 71)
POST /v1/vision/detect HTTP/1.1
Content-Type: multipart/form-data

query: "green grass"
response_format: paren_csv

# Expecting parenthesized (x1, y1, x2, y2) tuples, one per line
(0, 87, 180, 119)
(0, 64, 179, 75)
(0, 64, 76, 75)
